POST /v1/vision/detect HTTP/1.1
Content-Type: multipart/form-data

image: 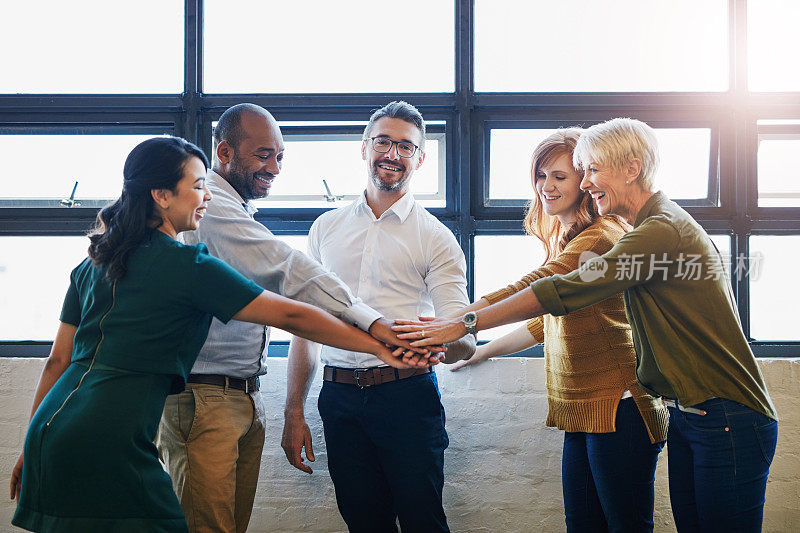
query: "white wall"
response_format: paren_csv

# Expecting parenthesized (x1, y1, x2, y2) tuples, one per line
(1, 357, 798, 532)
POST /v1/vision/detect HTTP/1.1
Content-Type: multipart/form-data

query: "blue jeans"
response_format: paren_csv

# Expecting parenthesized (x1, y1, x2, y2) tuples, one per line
(667, 398, 778, 532)
(562, 398, 665, 532)
(318, 371, 449, 533)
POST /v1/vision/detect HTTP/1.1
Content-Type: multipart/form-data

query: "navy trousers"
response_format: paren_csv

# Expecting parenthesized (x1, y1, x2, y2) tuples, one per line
(318, 370, 450, 533)
(666, 398, 778, 532)
(562, 397, 665, 532)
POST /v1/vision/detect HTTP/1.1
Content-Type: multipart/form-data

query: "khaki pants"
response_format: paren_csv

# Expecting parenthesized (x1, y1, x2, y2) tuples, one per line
(157, 382, 266, 533)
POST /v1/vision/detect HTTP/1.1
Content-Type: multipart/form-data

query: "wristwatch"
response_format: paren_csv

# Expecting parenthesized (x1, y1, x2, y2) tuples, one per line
(462, 311, 478, 336)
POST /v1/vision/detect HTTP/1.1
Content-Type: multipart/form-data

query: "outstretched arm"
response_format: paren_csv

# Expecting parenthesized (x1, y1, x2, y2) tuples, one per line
(449, 321, 540, 371)
(394, 285, 547, 348)
(233, 290, 427, 369)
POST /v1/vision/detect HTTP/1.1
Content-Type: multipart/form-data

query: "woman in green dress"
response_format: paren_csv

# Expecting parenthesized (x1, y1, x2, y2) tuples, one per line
(10, 136, 421, 532)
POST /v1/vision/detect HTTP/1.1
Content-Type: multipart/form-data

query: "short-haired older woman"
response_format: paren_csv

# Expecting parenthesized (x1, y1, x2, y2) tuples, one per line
(395, 118, 778, 532)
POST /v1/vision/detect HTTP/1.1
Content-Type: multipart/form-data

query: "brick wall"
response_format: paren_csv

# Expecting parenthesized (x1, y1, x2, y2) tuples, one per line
(2, 357, 798, 532)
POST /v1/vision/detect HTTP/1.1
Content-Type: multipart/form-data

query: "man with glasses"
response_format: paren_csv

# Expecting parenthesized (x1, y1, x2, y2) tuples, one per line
(157, 103, 427, 533)
(283, 101, 476, 532)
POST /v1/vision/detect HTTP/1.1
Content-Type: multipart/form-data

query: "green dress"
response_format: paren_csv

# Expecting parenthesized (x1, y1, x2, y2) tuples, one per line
(12, 230, 263, 532)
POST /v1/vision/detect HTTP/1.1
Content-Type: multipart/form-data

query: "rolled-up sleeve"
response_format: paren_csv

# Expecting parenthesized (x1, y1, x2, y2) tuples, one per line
(531, 217, 681, 316)
(425, 227, 469, 316)
(526, 317, 545, 344)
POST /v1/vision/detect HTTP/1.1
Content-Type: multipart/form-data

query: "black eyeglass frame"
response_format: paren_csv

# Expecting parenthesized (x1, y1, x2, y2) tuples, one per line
(367, 136, 421, 158)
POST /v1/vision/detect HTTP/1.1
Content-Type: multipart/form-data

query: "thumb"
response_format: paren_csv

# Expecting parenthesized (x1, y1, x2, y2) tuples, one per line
(417, 315, 436, 322)
(449, 359, 471, 372)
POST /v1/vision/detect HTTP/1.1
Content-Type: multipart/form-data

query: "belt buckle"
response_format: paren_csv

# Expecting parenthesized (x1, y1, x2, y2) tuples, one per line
(353, 369, 371, 388)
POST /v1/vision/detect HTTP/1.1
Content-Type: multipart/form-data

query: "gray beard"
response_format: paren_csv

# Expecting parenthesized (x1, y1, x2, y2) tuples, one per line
(369, 166, 409, 192)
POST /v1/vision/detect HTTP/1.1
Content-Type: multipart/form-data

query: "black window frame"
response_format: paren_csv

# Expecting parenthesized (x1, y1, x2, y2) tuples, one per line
(2, 0, 799, 357)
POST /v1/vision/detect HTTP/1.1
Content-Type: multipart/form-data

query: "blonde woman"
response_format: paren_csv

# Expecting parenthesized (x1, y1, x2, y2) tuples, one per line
(449, 129, 668, 531)
(397, 119, 778, 532)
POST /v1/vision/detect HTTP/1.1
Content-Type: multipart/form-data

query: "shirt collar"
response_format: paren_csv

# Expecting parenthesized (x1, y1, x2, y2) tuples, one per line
(634, 190, 667, 227)
(355, 189, 415, 223)
(208, 169, 258, 217)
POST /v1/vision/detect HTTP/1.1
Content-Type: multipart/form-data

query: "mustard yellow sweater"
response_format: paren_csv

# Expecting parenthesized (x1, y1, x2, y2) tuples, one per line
(484, 217, 668, 443)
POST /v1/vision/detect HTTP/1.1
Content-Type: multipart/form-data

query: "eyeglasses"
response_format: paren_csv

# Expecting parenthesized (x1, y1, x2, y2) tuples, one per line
(368, 137, 420, 158)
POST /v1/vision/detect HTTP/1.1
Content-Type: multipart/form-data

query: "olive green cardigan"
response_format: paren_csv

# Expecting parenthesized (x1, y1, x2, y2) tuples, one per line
(531, 192, 777, 420)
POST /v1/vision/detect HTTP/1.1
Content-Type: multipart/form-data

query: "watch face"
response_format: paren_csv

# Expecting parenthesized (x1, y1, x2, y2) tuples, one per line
(463, 312, 477, 325)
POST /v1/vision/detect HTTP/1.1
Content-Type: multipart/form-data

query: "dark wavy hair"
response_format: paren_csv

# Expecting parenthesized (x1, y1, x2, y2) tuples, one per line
(88, 136, 209, 281)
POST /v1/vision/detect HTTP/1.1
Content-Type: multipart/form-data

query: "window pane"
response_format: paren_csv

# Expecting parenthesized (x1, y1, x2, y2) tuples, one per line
(0, 134, 167, 205)
(748, 0, 800, 91)
(259, 135, 443, 209)
(475, 0, 728, 92)
(473, 235, 547, 341)
(210, 122, 446, 209)
(757, 137, 800, 207)
(0, 235, 314, 342)
(0, 237, 89, 341)
(749, 235, 800, 340)
(488, 128, 711, 201)
(204, 0, 454, 93)
(267, 236, 309, 343)
(0, 0, 183, 93)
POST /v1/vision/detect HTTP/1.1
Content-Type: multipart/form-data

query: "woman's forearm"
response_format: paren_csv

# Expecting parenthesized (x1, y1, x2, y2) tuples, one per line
(284, 306, 383, 355)
(236, 292, 385, 355)
(475, 287, 547, 333)
(477, 324, 538, 358)
(447, 298, 490, 318)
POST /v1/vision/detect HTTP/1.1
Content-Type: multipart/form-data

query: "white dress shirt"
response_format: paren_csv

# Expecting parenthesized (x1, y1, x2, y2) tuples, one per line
(182, 170, 382, 378)
(308, 190, 469, 368)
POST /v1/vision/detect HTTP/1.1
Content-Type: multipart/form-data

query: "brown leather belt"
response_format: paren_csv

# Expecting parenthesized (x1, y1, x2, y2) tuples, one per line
(323, 365, 432, 388)
(187, 373, 260, 393)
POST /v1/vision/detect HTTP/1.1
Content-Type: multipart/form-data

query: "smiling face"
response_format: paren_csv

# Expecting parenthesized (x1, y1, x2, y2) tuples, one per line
(533, 152, 583, 225)
(579, 160, 631, 216)
(362, 117, 425, 193)
(153, 156, 212, 238)
(217, 111, 285, 200)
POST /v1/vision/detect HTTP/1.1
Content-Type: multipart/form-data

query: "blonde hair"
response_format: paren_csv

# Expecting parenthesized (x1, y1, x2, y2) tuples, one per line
(523, 128, 627, 263)
(572, 117, 660, 192)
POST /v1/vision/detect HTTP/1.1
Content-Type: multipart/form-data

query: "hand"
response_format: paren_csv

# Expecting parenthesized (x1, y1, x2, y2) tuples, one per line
(392, 316, 466, 348)
(449, 345, 490, 372)
(281, 412, 315, 474)
(10, 452, 22, 500)
(374, 344, 424, 369)
(391, 346, 447, 367)
(369, 318, 429, 355)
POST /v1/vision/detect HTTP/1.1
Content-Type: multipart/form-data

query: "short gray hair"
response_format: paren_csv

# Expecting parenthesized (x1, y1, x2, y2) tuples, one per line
(573, 118, 660, 192)
(363, 101, 426, 149)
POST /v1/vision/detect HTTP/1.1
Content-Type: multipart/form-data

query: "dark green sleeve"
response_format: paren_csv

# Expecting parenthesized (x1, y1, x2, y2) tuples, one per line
(532, 216, 681, 316)
(190, 245, 264, 323)
(59, 268, 81, 326)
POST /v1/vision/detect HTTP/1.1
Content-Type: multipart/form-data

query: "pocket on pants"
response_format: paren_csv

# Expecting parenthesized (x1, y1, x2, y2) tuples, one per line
(680, 408, 729, 433)
(176, 388, 197, 441)
(753, 418, 778, 466)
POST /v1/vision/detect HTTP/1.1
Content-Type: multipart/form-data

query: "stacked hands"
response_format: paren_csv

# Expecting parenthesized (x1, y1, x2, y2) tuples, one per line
(392, 315, 464, 348)
(368, 317, 449, 368)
